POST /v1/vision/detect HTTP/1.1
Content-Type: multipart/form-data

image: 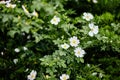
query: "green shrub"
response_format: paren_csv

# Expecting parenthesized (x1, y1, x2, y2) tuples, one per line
(0, 0, 119, 80)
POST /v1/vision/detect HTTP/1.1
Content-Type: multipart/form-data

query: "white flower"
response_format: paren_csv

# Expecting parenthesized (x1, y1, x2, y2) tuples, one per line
(25, 68, 29, 72)
(6, 0, 11, 3)
(87, 64, 90, 67)
(14, 48, 20, 53)
(0, 1, 6, 4)
(74, 47, 86, 57)
(69, 36, 80, 47)
(22, 5, 31, 17)
(22, 32, 25, 36)
(0, 0, 11, 4)
(18, 1, 21, 3)
(23, 47, 28, 51)
(88, 23, 99, 37)
(6, 3, 16, 8)
(82, 12, 94, 21)
(60, 74, 69, 80)
(1, 52, 4, 55)
(13, 59, 18, 64)
(92, 0, 98, 3)
(27, 70, 37, 80)
(61, 43, 70, 50)
(50, 16, 60, 25)
(22, 5, 38, 17)
(92, 72, 97, 76)
(27, 35, 31, 39)
(31, 10, 38, 17)
(99, 73, 103, 78)
(45, 75, 50, 79)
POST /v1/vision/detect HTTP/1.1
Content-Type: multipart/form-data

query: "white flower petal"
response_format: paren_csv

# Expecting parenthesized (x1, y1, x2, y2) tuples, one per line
(14, 48, 20, 52)
(22, 5, 31, 17)
(6, 0, 11, 3)
(31, 10, 38, 17)
(0, 0, 11, 4)
(93, 26, 98, 34)
(13, 59, 18, 64)
(93, 29, 98, 34)
(6, 3, 16, 8)
(93, 0, 98, 3)
(87, 64, 90, 67)
(89, 23, 94, 29)
(83, 12, 87, 16)
(88, 31, 94, 37)
(1, 52, 4, 55)
(0, 1, 6, 4)
(23, 47, 28, 51)
(92, 72, 97, 76)
(50, 16, 60, 25)
(99, 73, 103, 78)
(60, 74, 69, 80)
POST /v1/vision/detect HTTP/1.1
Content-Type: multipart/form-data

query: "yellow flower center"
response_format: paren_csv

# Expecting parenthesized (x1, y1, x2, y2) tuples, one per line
(46, 75, 50, 79)
(72, 40, 76, 44)
(77, 50, 81, 54)
(31, 74, 35, 79)
(53, 18, 57, 22)
(63, 76, 67, 80)
(91, 28, 94, 31)
(63, 45, 67, 48)
(86, 15, 90, 19)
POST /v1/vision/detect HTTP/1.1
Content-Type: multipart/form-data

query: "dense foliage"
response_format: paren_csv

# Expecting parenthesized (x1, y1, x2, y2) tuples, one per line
(0, 0, 120, 80)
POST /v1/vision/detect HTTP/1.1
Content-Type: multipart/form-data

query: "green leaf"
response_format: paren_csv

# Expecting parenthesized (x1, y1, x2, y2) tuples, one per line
(21, 25, 32, 33)
(16, 67, 25, 73)
(2, 14, 13, 22)
(2, 15, 9, 22)
(34, 35, 42, 43)
(80, 58, 84, 63)
(7, 30, 17, 38)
